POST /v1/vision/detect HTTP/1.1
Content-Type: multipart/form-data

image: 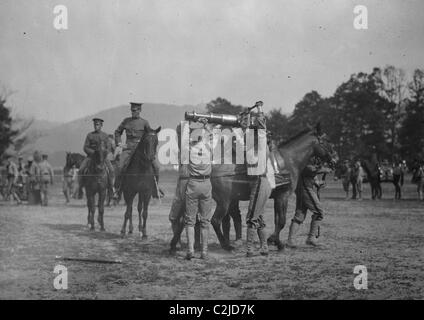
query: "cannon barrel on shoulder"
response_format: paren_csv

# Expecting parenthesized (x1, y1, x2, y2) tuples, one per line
(184, 111, 241, 126)
(184, 101, 264, 127)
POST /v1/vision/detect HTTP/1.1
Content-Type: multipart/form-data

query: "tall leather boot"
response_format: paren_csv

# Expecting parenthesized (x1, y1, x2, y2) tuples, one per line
(200, 227, 209, 260)
(246, 227, 256, 257)
(306, 218, 321, 247)
(185, 226, 195, 260)
(287, 220, 300, 248)
(77, 174, 84, 199)
(257, 228, 269, 256)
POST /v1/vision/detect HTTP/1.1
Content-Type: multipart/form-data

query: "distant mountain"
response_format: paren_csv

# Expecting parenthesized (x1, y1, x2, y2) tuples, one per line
(29, 103, 205, 167)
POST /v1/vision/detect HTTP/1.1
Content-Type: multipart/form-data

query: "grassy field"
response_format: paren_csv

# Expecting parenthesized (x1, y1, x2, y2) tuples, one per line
(0, 172, 423, 299)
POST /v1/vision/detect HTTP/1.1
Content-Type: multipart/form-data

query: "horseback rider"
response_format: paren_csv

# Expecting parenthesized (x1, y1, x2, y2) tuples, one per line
(287, 156, 332, 248)
(78, 118, 115, 195)
(113, 102, 162, 199)
(240, 101, 273, 257)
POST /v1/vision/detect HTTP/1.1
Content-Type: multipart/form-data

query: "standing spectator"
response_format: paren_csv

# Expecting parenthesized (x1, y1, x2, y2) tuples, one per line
(4, 155, 21, 204)
(392, 162, 404, 200)
(38, 154, 54, 206)
(411, 160, 424, 200)
(338, 160, 352, 200)
(353, 160, 366, 200)
(350, 161, 358, 200)
(26, 156, 40, 204)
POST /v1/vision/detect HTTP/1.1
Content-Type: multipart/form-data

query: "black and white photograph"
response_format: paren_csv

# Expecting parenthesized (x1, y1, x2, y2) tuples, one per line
(0, 0, 423, 302)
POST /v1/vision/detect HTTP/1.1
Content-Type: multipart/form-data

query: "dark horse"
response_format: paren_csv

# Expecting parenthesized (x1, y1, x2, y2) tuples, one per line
(82, 145, 108, 231)
(120, 127, 161, 238)
(169, 123, 338, 252)
(362, 152, 382, 200)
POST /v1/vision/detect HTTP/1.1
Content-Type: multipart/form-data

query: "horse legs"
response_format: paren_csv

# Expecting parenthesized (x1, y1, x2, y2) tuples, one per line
(97, 189, 106, 231)
(86, 192, 95, 231)
(138, 193, 150, 239)
(121, 191, 135, 236)
(170, 209, 185, 254)
(222, 201, 242, 245)
(63, 181, 70, 203)
(211, 199, 233, 251)
(222, 214, 231, 245)
(267, 190, 288, 250)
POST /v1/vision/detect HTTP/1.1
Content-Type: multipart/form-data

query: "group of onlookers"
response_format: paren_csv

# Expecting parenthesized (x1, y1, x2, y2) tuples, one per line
(336, 160, 367, 200)
(336, 158, 424, 200)
(0, 152, 54, 206)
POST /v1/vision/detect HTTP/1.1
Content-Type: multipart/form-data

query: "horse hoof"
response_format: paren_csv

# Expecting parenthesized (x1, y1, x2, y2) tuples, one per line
(223, 245, 234, 251)
(267, 237, 275, 246)
(169, 248, 177, 256)
(277, 241, 285, 251)
(142, 235, 148, 240)
(100, 228, 105, 232)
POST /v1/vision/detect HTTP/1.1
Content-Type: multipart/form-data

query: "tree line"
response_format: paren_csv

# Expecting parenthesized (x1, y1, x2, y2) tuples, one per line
(206, 66, 424, 164)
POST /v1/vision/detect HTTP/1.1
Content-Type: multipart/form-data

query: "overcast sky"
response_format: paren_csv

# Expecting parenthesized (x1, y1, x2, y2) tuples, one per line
(1, 0, 423, 122)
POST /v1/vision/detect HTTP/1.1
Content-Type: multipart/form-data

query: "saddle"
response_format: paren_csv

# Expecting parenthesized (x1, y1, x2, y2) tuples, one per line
(269, 149, 291, 187)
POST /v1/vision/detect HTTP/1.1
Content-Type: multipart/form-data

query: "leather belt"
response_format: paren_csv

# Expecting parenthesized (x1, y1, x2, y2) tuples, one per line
(189, 175, 210, 180)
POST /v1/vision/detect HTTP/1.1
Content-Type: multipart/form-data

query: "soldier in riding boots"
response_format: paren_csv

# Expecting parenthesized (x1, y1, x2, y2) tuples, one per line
(240, 101, 273, 257)
(287, 157, 332, 248)
(114, 102, 162, 199)
(38, 154, 54, 206)
(78, 118, 115, 196)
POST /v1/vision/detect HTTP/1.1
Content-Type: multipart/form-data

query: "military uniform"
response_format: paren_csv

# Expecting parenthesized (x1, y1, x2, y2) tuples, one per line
(5, 159, 21, 204)
(182, 121, 214, 260)
(114, 107, 161, 196)
(287, 158, 331, 247)
(38, 157, 54, 206)
(352, 161, 365, 200)
(339, 161, 351, 199)
(79, 120, 115, 193)
(242, 103, 272, 257)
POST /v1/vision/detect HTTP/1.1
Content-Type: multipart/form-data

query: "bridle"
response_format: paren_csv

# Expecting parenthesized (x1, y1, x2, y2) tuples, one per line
(315, 133, 337, 168)
(140, 131, 158, 161)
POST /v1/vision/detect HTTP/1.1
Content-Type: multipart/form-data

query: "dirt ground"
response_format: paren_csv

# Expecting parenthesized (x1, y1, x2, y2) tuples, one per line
(0, 172, 423, 300)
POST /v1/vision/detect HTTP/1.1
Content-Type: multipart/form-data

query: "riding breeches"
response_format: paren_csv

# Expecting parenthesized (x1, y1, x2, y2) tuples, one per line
(184, 178, 213, 229)
(79, 157, 114, 184)
(293, 187, 324, 224)
(246, 176, 272, 229)
(116, 149, 159, 180)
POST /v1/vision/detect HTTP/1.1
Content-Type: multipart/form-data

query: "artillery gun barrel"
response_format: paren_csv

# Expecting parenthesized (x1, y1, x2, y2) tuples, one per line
(184, 111, 240, 126)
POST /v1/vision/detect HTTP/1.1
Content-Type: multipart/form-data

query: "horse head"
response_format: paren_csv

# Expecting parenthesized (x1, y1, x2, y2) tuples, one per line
(90, 142, 108, 173)
(138, 127, 161, 162)
(311, 123, 338, 169)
